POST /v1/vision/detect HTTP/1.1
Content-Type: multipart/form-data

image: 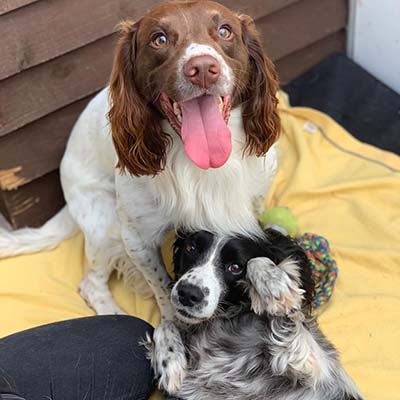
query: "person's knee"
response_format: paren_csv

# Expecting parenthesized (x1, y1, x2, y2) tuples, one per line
(0, 316, 155, 400)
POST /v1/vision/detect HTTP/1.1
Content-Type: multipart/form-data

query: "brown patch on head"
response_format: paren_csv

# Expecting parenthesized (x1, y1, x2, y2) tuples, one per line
(133, 1, 250, 103)
(108, 1, 280, 176)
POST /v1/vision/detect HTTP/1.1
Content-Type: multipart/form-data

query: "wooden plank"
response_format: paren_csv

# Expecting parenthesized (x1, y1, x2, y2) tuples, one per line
(257, 0, 347, 61)
(276, 30, 346, 84)
(0, 189, 8, 226)
(0, 0, 37, 16)
(0, 96, 94, 188)
(0, 0, 299, 81)
(0, 0, 156, 81)
(218, 0, 301, 18)
(0, 34, 116, 137)
(0, 170, 64, 228)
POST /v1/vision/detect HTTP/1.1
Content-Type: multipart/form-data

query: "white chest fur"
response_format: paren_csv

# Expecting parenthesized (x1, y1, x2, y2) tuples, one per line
(148, 107, 277, 236)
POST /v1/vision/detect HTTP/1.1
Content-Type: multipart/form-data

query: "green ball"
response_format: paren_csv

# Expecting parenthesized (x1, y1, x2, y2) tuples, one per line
(259, 207, 299, 236)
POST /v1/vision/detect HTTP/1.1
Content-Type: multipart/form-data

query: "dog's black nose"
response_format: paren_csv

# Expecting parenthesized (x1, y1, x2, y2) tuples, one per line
(177, 282, 205, 307)
(183, 55, 220, 89)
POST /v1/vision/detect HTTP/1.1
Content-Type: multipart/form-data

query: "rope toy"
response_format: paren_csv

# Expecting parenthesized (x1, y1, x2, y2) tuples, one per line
(259, 207, 338, 308)
(296, 233, 338, 308)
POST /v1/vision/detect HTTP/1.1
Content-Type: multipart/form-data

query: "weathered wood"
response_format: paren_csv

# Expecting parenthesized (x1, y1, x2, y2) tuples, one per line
(276, 30, 346, 84)
(0, 0, 153, 80)
(0, 170, 64, 228)
(0, 96, 94, 187)
(258, 0, 347, 61)
(0, 0, 299, 81)
(0, 189, 8, 226)
(218, 0, 301, 18)
(0, 0, 37, 16)
(0, 34, 116, 137)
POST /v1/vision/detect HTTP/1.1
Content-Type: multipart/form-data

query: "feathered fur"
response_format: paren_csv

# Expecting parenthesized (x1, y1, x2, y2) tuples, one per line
(159, 229, 364, 400)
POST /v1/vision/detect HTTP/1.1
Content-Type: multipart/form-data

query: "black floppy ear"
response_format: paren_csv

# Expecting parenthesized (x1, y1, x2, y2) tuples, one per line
(239, 14, 281, 156)
(246, 257, 305, 315)
(108, 20, 170, 176)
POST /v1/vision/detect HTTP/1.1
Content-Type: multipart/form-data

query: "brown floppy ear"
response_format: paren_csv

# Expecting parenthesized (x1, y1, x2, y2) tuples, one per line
(108, 21, 170, 176)
(239, 15, 281, 156)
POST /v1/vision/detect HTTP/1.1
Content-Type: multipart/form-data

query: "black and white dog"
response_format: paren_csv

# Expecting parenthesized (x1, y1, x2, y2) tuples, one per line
(149, 229, 364, 400)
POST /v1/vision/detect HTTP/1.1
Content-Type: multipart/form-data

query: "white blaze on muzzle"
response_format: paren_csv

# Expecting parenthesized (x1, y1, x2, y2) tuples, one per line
(172, 261, 223, 321)
(178, 43, 234, 95)
(174, 43, 234, 170)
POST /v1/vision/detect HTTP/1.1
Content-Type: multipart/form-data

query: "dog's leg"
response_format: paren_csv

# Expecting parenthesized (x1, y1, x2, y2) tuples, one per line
(268, 315, 326, 384)
(249, 256, 364, 396)
(247, 257, 326, 384)
(144, 322, 187, 396)
(68, 191, 128, 315)
(118, 219, 173, 317)
(115, 173, 187, 394)
(79, 265, 125, 315)
(120, 223, 187, 394)
(247, 257, 305, 316)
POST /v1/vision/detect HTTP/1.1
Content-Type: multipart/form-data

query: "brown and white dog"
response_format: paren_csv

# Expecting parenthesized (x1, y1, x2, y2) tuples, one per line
(0, 1, 280, 393)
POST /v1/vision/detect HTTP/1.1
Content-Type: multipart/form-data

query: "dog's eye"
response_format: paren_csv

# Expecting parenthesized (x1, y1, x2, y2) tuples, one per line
(218, 25, 233, 40)
(185, 242, 196, 254)
(226, 263, 243, 275)
(151, 33, 168, 48)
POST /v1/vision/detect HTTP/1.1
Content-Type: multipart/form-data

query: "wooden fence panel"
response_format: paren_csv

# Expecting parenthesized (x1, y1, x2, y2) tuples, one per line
(0, 97, 94, 188)
(0, 35, 116, 136)
(0, 170, 64, 228)
(0, 0, 37, 16)
(276, 30, 346, 83)
(258, 0, 347, 61)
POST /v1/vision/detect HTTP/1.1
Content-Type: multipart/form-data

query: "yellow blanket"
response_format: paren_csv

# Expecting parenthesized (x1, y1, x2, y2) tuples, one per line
(1, 94, 399, 399)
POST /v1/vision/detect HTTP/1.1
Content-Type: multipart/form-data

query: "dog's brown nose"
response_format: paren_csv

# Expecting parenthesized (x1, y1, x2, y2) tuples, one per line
(183, 55, 220, 89)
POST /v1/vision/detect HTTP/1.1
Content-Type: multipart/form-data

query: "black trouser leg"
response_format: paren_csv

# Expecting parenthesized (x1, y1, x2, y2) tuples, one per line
(0, 316, 154, 400)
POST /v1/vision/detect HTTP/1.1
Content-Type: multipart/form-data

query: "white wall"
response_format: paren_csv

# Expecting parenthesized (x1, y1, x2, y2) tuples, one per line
(347, 0, 400, 94)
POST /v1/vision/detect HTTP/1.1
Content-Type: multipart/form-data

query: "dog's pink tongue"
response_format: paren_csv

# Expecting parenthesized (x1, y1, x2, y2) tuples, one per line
(180, 95, 231, 169)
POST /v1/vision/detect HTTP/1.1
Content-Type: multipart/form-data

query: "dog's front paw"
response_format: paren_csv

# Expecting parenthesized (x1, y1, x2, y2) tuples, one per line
(79, 274, 126, 315)
(268, 317, 331, 387)
(145, 320, 187, 395)
(247, 257, 305, 316)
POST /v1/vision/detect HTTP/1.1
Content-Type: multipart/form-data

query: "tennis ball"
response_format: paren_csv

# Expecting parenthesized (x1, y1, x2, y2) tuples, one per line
(259, 207, 299, 237)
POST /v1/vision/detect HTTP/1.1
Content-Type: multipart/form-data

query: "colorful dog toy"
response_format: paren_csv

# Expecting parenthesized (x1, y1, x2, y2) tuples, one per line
(259, 207, 338, 308)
